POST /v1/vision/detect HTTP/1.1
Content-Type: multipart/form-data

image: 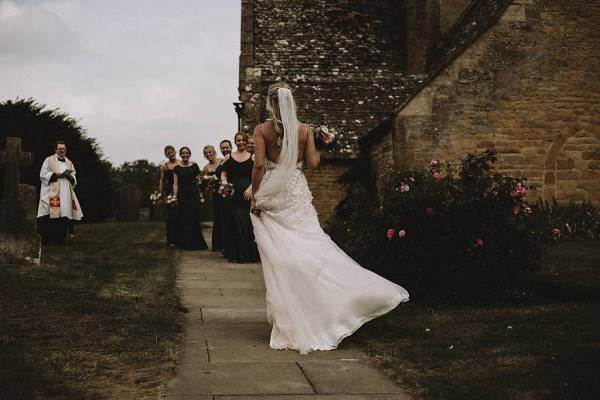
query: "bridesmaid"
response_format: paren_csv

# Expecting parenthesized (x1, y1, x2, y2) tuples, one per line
(202, 145, 224, 252)
(158, 145, 180, 247)
(173, 147, 208, 250)
(213, 140, 232, 255)
(220, 133, 260, 263)
(247, 136, 255, 155)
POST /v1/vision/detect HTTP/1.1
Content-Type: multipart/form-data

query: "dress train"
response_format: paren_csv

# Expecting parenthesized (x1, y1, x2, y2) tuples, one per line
(251, 161, 409, 354)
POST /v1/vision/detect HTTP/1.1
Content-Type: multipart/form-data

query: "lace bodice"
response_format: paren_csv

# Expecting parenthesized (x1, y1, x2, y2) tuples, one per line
(258, 161, 316, 225)
(265, 159, 303, 170)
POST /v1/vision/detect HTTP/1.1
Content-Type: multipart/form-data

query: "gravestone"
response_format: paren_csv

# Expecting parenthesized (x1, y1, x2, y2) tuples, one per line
(0, 137, 42, 264)
(117, 184, 142, 221)
(150, 202, 167, 221)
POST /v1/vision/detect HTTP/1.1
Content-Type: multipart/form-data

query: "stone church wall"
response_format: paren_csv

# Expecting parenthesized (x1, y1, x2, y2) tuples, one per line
(239, 0, 467, 220)
(368, 0, 600, 206)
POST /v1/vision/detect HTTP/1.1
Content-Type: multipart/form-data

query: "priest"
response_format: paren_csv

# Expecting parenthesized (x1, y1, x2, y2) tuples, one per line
(37, 141, 83, 245)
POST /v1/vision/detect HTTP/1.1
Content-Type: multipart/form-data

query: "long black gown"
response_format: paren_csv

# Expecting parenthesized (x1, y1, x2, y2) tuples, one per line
(211, 163, 228, 252)
(222, 155, 260, 262)
(173, 163, 208, 250)
(163, 166, 178, 246)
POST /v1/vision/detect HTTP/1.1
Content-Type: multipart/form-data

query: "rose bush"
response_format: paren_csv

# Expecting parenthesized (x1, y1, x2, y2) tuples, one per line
(327, 148, 558, 302)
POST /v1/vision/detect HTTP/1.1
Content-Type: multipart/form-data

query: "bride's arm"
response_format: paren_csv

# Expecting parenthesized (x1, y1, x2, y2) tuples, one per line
(251, 125, 266, 197)
(304, 124, 320, 169)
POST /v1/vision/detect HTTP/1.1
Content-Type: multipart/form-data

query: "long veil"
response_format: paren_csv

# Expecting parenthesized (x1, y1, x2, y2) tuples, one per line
(255, 88, 299, 202)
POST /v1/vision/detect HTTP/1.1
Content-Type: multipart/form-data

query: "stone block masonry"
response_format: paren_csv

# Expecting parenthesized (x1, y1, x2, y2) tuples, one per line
(240, 0, 427, 152)
(367, 0, 600, 207)
(304, 159, 353, 222)
(238, 1, 524, 219)
(239, 1, 473, 220)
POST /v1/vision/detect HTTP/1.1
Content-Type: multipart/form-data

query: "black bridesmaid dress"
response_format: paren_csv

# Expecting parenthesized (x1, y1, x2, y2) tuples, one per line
(221, 155, 260, 263)
(211, 162, 228, 252)
(173, 163, 208, 250)
(164, 166, 178, 246)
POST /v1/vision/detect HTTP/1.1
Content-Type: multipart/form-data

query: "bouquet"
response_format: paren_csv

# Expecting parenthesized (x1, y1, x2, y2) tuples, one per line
(312, 124, 340, 153)
(218, 182, 235, 198)
(165, 194, 178, 207)
(149, 191, 163, 205)
(196, 174, 220, 192)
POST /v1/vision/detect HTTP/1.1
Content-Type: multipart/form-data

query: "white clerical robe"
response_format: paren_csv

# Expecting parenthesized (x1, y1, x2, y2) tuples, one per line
(37, 155, 83, 220)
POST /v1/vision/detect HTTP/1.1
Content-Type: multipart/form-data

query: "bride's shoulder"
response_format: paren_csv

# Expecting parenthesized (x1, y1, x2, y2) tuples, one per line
(255, 121, 271, 134)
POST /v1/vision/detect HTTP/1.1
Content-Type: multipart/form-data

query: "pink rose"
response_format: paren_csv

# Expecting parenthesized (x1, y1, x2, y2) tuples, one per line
(429, 159, 438, 167)
(551, 228, 561, 238)
(513, 183, 527, 198)
(426, 207, 434, 215)
(475, 238, 484, 247)
(513, 204, 520, 215)
(398, 229, 406, 238)
(400, 183, 410, 192)
(432, 172, 442, 180)
(525, 207, 532, 214)
(387, 229, 396, 240)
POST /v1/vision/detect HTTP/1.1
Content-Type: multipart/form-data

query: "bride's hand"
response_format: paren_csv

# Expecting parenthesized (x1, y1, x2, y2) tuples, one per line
(250, 199, 262, 217)
(244, 187, 252, 200)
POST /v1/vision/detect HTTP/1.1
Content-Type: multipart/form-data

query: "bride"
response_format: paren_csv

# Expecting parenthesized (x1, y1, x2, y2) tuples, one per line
(250, 82, 409, 354)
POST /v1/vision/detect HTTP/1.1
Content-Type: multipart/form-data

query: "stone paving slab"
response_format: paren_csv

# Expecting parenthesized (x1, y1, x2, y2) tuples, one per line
(178, 271, 209, 280)
(183, 321, 270, 340)
(187, 296, 268, 308)
(298, 361, 406, 394)
(205, 271, 264, 281)
(215, 396, 412, 400)
(180, 261, 259, 271)
(207, 338, 367, 363)
(166, 237, 411, 399)
(181, 264, 263, 274)
(186, 322, 367, 364)
(201, 307, 268, 322)
(219, 288, 267, 297)
(167, 362, 315, 396)
(178, 279, 266, 289)
(180, 288, 222, 301)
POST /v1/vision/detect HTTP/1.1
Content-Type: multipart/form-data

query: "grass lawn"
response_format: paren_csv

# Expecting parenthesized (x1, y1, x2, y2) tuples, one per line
(354, 240, 600, 400)
(0, 222, 184, 400)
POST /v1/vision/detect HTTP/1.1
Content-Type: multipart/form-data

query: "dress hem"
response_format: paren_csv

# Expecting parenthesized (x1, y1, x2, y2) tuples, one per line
(269, 291, 410, 354)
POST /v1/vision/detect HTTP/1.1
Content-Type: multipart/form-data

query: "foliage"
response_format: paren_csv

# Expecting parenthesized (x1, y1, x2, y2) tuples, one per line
(536, 197, 600, 239)
(113, 159, 160, 208)
(328, 148, 556, 302)
(0, 98, 114, 221)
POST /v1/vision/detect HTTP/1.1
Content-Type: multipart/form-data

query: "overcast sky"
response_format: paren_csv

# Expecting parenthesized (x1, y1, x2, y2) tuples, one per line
(0, 0, 240, 165)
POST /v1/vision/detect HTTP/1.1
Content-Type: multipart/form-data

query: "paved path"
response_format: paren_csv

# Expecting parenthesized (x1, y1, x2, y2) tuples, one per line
(166, 245, 412, 400)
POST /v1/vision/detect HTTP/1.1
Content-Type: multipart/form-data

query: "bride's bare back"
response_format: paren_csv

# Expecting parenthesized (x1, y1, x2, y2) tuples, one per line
(251, 120, 320, 198)
(257, 120, 319, 168)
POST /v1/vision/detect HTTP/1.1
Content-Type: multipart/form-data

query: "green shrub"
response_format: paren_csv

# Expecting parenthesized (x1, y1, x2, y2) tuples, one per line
(536, 198, 600, 239)
(327, 149, 557, 302)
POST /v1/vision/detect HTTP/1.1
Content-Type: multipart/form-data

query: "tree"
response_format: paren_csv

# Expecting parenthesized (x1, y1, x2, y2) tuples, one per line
(113, 159, 160, 208)
(0, 98, 115, 222)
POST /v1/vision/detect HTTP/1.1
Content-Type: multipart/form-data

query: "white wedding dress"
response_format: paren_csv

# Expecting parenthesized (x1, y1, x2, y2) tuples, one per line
(251, 159, 409, 354)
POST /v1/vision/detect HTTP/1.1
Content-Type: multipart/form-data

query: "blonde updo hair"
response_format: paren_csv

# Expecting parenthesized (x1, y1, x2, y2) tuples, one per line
(266, 82, 293, 135)
(203, 145, 216, 153)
